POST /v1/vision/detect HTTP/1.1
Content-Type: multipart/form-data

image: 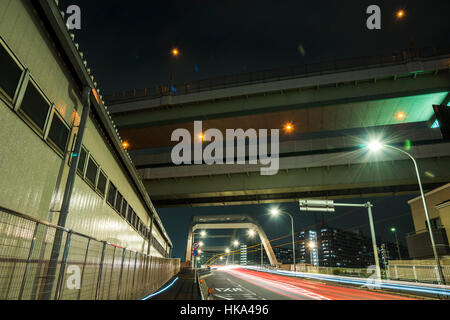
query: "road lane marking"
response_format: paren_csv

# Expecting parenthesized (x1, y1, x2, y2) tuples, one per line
(225, 269, 331, 300)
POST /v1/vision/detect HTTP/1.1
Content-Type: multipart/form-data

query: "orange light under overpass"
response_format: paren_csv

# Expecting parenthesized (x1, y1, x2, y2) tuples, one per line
(397, 10, 405, 19)
(283, 122, 295, 133)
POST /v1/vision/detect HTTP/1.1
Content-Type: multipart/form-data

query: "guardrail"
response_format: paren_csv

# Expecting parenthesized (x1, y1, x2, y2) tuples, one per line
(0, 205, 180, 300)
(105, 46, 450, 106)
(244, 266, 450, 298)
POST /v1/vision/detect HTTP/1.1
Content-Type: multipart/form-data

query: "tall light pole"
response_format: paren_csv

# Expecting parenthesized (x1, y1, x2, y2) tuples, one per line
(270, 208, 297, 272)
(391, 228, 402, 260)
(367, 141, 445, 285)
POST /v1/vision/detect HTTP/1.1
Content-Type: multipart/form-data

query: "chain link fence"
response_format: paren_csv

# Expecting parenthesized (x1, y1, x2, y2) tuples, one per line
(0, 206, 180, 300)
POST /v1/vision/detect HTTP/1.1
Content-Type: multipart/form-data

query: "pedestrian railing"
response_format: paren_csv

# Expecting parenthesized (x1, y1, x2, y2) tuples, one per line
(105, 46, 450, 105)
(0, 205, 180, 300)
(387, 264, 450, 285)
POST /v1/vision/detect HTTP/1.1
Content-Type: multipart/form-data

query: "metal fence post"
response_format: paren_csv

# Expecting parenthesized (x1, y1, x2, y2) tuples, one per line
(131, 252, 138, 300)
(95, 242, 107, 300)
(116, 248, 126, 300)
(395, 265, 399, 280)
(413, 266, 418, 282)
(18, 222, 39, 300)
(54, 231, 72, 300)
(77, 239, 91, 300)
(107, 246, 116, 300)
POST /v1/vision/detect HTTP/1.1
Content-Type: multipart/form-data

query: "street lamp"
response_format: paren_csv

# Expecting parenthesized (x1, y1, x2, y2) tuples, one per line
(391, 227, 402, 260)
(248, 229, 256, 238)
(270, 208, 297, 272)
(367, 141, 445, 285)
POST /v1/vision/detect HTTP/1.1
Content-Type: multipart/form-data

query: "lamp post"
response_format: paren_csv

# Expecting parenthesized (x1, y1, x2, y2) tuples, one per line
(367, 141, 445, 285)
(270, 208, 297, 272)
(391, 228, 402, 260)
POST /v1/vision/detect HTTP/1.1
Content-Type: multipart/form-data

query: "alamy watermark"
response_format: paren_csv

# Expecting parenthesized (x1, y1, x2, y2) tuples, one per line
(65, 5, 82, 30)
(171, 121, 280, 176)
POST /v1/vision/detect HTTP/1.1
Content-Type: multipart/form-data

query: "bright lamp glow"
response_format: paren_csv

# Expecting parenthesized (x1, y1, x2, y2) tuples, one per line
(368, 141, 383, 152)
(233, 241, 240, 247)
(225, 248, 230, 254)
(248, 229, 256, 238)
(270, 208, 280, 216)
(200, 231, 207, 237)
(199, 241, 204, 247)
(308, 241, 316, 249)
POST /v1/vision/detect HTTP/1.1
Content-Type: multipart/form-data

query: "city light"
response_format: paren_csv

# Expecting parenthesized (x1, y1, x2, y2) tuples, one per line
(122, 141, 130, 149)
(308, 241, 316, 249)
(270, 208, 280, 216)
(171, 48, 180, 57)
(233, 240, 240, 247)
(225, 248, 230, 254)
(396, 112, 406, 120)
(200, 231, 207, 237)
(283, 122, 295, 134)
(367, 140, 383, 152)
(391, 228, 397, 232)
(248, 229, 256, 238)
(396, 10, 405, 19)
(199, 241, 204, 247)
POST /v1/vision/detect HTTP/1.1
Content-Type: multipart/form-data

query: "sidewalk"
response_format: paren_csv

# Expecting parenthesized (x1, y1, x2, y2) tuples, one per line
(149, 269, 201, 300)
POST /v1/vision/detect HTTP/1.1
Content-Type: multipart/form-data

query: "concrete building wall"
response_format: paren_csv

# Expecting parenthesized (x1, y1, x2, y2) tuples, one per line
(408, 183, 450, 241)
(0, 0, 168, 256)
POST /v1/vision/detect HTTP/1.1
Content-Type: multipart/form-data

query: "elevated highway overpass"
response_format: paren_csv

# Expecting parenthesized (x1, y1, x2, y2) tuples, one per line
(107, 48, 450, 207)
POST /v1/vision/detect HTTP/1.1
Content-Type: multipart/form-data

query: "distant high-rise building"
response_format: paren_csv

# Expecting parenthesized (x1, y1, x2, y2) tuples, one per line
(240, 245, 248, 266)
(297, 225, 409, 268)
(273, 247, 293, 264)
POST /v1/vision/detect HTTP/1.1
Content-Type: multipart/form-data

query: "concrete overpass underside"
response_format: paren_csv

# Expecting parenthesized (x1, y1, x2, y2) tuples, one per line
(145, 156, 450, 207)
(108, 50, 450, 207)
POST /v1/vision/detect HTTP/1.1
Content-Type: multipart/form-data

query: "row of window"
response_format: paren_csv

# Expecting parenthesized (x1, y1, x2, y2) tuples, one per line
(0, 37, 167, 256)
(72, 142, 151, 240)
(0, 38, 70, 157)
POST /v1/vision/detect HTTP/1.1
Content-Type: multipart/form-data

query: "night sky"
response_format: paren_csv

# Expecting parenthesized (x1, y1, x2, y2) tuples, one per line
(58, 0, 449, 259)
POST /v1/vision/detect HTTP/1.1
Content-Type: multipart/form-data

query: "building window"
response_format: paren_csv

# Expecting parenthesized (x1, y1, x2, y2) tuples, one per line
(107, 182, 117, 207)
(126, 206, 133, 224)
(85, 155, 99, 187)
(77, 146, 88, 175)
(97, 170, 107, 197)
(133, 212, 138, 229)
(121, 200, 128, 218)
(115, 192, 123, 213)
(0, 41, 22, 101)
(426, 217, 442, 230)
(47, 110, 70, 153)
(18, 80, 51, 133)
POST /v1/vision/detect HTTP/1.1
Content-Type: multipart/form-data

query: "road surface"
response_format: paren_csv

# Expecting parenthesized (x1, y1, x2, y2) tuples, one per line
(202, 267, 418, 300)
